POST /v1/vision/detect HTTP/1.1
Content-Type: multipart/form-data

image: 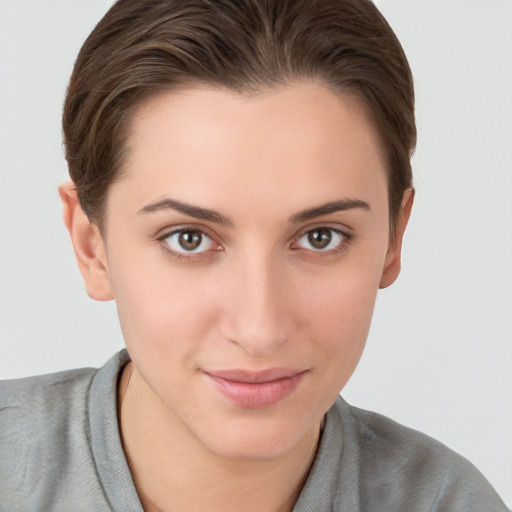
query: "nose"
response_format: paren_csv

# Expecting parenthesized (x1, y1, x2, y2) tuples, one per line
(218, 250, 297, 357)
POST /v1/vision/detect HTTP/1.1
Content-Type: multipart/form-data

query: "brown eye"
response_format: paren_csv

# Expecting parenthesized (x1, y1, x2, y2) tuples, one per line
(179, 230, 202, 250)
(296, 227, 345, 252)
(307, 228, 332, 249)
(163, 229, 214, 253)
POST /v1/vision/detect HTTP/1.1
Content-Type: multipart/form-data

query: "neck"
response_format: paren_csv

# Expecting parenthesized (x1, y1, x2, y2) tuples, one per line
(118, 363, 320, 512)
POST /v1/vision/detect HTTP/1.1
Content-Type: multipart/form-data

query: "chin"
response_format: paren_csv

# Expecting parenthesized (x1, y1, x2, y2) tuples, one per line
(197, 414, 316, 461)
(210, 437, 297, 461)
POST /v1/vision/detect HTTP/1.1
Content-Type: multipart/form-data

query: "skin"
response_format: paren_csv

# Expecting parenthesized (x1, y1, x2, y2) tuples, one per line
(60, 82, 413, 512)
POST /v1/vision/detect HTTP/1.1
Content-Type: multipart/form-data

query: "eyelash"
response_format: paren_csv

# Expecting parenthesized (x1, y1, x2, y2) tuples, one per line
(157, 227, 220, 261)
(292, 226, 352, 257)
(157, 225, 352, 261)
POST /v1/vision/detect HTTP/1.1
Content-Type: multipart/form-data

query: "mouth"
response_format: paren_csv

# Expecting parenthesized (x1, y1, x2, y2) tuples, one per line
(204, 368, 307, 409)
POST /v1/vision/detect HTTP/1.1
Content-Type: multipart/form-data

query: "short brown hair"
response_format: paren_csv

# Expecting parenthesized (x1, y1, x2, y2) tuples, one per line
(63, 0, 415, 232)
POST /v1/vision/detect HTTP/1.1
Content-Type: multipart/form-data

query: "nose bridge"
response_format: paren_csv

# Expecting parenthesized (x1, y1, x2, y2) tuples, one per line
(220, 245, 294, 356)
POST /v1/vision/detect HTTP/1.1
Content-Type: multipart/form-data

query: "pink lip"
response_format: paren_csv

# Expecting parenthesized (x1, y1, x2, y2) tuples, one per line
(205, 368, 306, 409)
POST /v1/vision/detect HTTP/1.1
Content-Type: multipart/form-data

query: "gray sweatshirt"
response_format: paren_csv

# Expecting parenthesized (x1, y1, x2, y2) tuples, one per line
(0, 350, 507, 511)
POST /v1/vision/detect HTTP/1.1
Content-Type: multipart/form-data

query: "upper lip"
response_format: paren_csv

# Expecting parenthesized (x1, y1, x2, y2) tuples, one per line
(204, 368, 306, 383)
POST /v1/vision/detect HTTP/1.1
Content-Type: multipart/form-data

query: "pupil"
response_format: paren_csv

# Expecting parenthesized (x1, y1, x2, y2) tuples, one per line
(179, 230, 201, 251)
(308, 228, 331, 249)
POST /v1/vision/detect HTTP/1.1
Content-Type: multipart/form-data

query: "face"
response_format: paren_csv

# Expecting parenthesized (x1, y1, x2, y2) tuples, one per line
(88, 83, 407, 460)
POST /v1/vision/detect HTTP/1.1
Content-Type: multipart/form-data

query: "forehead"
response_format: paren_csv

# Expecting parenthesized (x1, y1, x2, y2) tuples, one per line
(113, 82, 388, 221)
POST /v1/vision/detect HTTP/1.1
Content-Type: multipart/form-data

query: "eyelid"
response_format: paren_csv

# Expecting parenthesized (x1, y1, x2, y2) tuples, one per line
(290, 224, 353, 254)
(292, 222, 353, 241)
(156, 223, 219, 242)
(156, 224, 223, 259)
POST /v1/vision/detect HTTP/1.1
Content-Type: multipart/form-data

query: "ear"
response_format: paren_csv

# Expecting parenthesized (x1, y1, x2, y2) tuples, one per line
(379, 188, 414, 289)
(58, 181, 114, 301)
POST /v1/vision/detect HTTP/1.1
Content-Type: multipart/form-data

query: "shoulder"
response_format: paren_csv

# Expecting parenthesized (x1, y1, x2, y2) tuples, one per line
(335, 398, 508, 511)
(0, 367, 98, 486)
(1, 364, 97, 397)
(0, 358, 124, 511)
(0, 366, 97, 433)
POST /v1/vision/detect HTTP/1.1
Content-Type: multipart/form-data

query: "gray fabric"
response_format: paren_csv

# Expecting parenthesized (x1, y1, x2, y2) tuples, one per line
(0, 351, 507, 512)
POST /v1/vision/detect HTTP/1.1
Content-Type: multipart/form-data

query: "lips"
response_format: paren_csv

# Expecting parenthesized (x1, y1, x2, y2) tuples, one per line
(205, 368, 306, 409)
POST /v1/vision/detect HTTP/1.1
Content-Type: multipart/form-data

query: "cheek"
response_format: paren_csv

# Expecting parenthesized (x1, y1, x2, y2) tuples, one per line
(294, 256, 384, 385)
(111, 269, 224, 410)
(108, 254, 220, 363)
(305, 275, 377, 349)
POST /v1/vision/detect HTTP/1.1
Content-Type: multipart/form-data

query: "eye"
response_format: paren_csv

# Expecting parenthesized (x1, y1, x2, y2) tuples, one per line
(163, 229, 215, 254)
(296, 227, 346, 252)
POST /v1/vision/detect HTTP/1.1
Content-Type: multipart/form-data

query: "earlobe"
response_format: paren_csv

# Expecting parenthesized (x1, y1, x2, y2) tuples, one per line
(58, 182, 114, 301)
(379, 188, 414, 289)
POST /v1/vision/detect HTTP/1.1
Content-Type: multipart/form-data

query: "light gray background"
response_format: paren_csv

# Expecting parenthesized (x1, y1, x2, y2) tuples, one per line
(0, 0, 510, 505)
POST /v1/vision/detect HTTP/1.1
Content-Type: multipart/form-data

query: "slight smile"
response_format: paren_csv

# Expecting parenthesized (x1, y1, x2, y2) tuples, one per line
(204, 368, 308, 409)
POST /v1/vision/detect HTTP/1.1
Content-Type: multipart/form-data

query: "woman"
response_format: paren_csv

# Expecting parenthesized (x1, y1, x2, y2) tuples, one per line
(0, 0, 508, 510)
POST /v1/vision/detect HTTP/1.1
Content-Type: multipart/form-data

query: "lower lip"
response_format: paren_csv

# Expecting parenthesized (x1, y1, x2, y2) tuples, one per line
(206, 372, 305, 409)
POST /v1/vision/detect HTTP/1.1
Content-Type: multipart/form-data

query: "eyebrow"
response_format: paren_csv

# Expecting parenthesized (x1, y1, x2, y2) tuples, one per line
(289, 199, 371, 223)
(138, 198, 233, 225)
(138, 197, 370, 225)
